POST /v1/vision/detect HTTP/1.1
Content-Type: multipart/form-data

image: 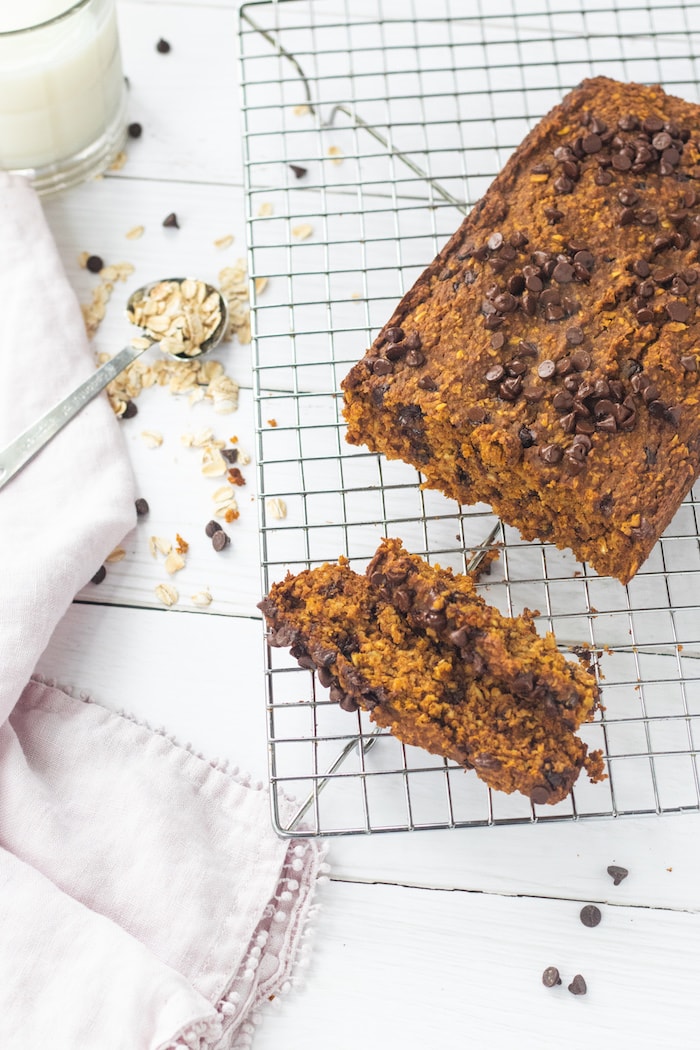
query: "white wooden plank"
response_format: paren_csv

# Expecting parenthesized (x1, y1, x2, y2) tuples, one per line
(35, 603, 700, 911)
(252, 880, 700, 1050)
(115, 1, 242, 184)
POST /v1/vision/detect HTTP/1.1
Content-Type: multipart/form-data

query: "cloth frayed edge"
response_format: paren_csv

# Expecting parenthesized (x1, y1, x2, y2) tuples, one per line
(29, 674, 331, 1050)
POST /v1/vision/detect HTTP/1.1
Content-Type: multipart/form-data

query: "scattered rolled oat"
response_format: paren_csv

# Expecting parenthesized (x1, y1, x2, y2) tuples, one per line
(219, 260, 251, 345)
(175, 534, 189, 554)
(291, 223, 313, 240)
(155, 583, 178, 607)
(214, 234, 234, 250)
(208, 374, 239, 414)
(327, 145, 344, 165)
(254, 277, 268, 296)
(201, 446, 228, 477)
(266, 497, 287, 520)
(293, 104, 311, 116)
(109, 150, 127, 171)
(141, 429, 164, 449)
(191, 589, 213, 607)
(149, 535, 172, 557)
(125, 225, 145, 240)
(80, 261, 134, 339)
(164, 550, 186, 575)
(257, 202, 274, 217)
(105, 546, 127, 563)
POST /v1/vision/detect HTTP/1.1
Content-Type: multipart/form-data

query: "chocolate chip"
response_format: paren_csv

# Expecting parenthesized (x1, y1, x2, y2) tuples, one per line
(212, 529, 230, 551)
(506, 358, 528, 376)
(632, 259, 651, 278)
(289, 164, 308, 178)
(156, 37, 171, 53)
(405, 349, 425, 367)
(665, 404, 682, 427)
(607, 864, 629, 885)
(552, 261, 574, 284)
(385, 326, 405, 343)
(486, 365, 506, 384)
(570, 349, 591, 371)
(467, 405, 487, 423)
(537, 359, 556, 379)
(121, 400, 138, 419)
(518, 340, 538, 357)
(403, 332, 422, 351)
(681, 354, 698, 371)
(91, 565, 107, 585)
(618, 188, 639, 206)
(545, 303, 565, 322)
(638, 208, 658, 225)
(487, 231, 504, 251)
(612, 151, 632, 171)
(618, 114, 639, 131)
(566, 326, 584, 346)
(643, 114, 664, 133)
(205, 519, 223, 537)
(162, 212, 179, 228)
(127, 122, 143, 139)
(636, 308, 655, 324)
(385, 342, 406, 361)
(595, 169, 613, 185)
(86, 254, 103, 273)
(619, 207, 636, 226)
(544, 207, 563, 224)
(134, 497, 150, 516)
(666, 301, 690, 323)
(580, 904, 602, 928)
(508, 274, 526, 295)
(417, 375, 438, 391)
(554, 176, 573, 194)
(372, 358, 393, 376)
(540, 443, 563, 465)
(499, 376, 522, 401)
(568, 975, 587, 996)
(221, 448, 239, 464)
(518, 426, 536, 448)
(581, 132, 602, 153)
(530, 785, 551, 804)
(553, 390, 574, 412)
(525, 274, 543, 292)
(542, 966, 562, 988)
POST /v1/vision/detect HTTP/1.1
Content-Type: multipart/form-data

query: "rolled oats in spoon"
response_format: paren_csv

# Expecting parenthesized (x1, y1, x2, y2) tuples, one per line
(0, 277, 229, 491)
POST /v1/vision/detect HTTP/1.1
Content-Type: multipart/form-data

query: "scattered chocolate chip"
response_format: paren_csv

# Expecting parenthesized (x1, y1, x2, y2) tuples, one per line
(607, 865, 629, 885)
(566, 326, 584, 346)
(289, 164, 308, 178)
(205, 519, 222, 538)
(518, 425, 536, 448)
(542, 966, 562, 988)
(127, 122, 143, 139)
(91, 565, 107, 585)
(156, 37, 171, 53)
(212, 529, 230, 551)
(134, 497, 150, 517)
(162, 212, 179, 228)
(568, 974, 587, 996)
(491, 332, 506, 350)
(580, 904, 602, 928)
(221, 448, 239, 464)
(121, 400, 138, 419)
(86, 254, 103, 273)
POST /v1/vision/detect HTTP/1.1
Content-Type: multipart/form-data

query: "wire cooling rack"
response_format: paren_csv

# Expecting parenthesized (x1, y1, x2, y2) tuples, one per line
(239, 0, 700, 836)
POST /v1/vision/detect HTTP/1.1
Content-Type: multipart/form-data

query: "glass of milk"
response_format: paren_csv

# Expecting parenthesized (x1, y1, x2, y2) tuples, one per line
(0, 0, 128, 195)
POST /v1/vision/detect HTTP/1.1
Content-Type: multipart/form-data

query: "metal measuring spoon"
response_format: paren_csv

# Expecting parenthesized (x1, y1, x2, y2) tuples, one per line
(0, 277, 229, 492)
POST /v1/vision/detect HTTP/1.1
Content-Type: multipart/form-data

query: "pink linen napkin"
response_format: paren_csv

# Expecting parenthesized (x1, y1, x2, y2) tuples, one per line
(0, 172, 324, 1049)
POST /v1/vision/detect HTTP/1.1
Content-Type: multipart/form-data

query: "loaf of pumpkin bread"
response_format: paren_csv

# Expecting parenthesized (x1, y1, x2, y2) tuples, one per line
(342, 78, 700, 582)
(259, 539, 605, 805)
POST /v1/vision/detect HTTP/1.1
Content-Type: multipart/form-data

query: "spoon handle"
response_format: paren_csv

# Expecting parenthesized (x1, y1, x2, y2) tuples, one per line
(0, 343, 150, 492)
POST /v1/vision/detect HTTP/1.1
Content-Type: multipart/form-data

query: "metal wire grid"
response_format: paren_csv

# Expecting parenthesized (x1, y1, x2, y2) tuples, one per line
(239, 0, 700, 836)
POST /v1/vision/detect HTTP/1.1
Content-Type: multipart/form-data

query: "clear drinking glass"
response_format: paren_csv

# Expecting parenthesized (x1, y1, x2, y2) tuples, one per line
(0, 0, 128, 195)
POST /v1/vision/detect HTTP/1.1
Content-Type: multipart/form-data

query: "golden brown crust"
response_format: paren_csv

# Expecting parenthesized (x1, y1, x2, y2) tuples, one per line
(342, 78, 700, 582)
(259, 539, 605, 805)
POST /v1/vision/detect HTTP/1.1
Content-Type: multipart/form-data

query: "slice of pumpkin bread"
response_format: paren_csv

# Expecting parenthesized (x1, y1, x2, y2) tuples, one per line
(259, 538, 604, 804)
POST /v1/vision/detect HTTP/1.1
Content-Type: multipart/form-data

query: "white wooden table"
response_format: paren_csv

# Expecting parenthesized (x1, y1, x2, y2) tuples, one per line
(35, 1, 700, 1047)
